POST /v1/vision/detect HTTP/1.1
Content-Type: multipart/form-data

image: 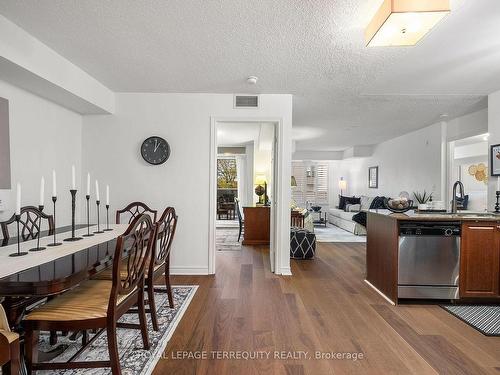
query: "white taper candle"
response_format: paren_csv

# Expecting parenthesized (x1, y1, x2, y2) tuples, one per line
(15, 183, 21, 215)
(71, 165, 76, 190)
(39, 176, 45, 206)
(52, 170, 57, 197)
(95, 180, 100, 201)
(106, 185, 109, 206)
(497, 176, 500, 192)
(86, 173, 91, 196)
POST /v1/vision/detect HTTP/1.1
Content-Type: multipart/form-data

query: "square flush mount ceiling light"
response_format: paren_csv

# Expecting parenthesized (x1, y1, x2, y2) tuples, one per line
(365, 0, 450, 47)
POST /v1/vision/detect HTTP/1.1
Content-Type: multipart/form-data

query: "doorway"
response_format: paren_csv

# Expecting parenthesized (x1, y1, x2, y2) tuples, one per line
(447, 133, 489, 212)
(209, 118, 284, 275)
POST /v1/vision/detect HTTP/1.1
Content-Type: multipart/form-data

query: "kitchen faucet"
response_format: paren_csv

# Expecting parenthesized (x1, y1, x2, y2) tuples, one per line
(451, 180, 464, 213)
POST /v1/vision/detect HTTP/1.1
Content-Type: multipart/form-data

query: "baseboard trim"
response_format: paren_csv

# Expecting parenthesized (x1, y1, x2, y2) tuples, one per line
(279, 267, 292, 276)
(170, 267, 209, 275)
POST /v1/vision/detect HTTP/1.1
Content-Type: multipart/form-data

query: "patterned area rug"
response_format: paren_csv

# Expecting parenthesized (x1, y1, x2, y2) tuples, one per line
(216, 228, 242, 251)
(441, 305, 500, 336)
(216, 219, 239, 228)
(37, 286, 197, 374)
(314, 224, 366, 243)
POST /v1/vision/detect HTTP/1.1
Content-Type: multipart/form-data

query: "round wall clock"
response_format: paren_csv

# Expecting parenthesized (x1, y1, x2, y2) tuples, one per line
(141, 136, 170, 165)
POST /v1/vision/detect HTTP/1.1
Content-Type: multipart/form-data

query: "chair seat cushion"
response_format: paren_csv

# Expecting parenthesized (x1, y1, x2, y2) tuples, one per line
(24, 280, 133, 322)
(93, 261, 163, 281)
(0, 329, 18, 343)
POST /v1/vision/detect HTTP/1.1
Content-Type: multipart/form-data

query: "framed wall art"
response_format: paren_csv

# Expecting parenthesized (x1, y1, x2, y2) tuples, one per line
(368, 166, 378, 188)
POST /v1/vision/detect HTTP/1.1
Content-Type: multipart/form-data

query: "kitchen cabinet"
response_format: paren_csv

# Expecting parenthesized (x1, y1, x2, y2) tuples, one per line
(460, 222, 500, 298)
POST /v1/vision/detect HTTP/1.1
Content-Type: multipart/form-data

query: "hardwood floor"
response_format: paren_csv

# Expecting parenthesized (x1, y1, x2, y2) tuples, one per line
(153, 242, 500, 375)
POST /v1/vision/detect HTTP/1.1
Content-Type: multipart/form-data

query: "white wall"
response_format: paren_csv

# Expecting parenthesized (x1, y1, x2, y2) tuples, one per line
(82, 93, 292, 275)
(253, 124, 274, 204)
(329, 123, 443, 206)
(488, 90, 500, 208)
(447, 109, 488, 142)
(0, 79, 82, 233)
(0, 15, 115, 114)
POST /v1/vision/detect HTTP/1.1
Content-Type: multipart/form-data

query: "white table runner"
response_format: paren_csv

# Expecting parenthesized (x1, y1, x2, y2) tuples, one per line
(0, 224, 129, 279)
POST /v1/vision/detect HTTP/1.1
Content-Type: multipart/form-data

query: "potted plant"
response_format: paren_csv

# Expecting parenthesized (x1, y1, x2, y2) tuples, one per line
(413, 191, 433, 210)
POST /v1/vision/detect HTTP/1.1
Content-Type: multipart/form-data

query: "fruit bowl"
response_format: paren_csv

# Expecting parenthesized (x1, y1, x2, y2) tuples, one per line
(384, 197, 412, 213)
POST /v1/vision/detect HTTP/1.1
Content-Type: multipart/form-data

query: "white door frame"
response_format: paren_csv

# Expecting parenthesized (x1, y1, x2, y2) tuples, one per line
(209, 117, 287, 275)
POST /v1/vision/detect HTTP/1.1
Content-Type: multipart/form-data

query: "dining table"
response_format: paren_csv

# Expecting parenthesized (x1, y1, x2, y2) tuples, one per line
(0, 223, 129, 328)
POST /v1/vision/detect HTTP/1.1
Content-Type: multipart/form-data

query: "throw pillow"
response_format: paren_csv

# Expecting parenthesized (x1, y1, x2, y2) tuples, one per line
(338, 195, 347, 210)
(339, 195, 361, 210)
(370, 196, 388, 209)
(346, 204, 361, 212)
(360, 195, 375, 210)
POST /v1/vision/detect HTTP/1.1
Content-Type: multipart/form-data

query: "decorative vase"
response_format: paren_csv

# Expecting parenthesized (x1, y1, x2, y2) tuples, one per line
(418, 203, 428, 210)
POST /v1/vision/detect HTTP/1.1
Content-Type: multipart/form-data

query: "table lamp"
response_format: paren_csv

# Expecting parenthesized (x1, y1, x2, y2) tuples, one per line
(255, 174, 267, 205)
(339, 177, 347, 196)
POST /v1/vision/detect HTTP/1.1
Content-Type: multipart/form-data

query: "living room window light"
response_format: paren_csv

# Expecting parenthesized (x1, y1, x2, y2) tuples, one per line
(292, 161, 329, 207)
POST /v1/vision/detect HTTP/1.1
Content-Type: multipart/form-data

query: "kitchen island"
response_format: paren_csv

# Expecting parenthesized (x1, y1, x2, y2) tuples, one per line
(366, 210, 500, 304)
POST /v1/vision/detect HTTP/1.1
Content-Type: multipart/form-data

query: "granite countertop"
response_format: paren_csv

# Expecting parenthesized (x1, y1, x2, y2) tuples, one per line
(367, 209, 500, 221)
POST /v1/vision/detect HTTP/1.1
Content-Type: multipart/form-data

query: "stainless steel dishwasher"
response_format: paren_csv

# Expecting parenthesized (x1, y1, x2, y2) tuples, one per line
(398, 221, 461, 300)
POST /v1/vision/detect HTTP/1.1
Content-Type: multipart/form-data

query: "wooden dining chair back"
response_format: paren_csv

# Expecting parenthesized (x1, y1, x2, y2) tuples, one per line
(115, 202, 157, 224)
(0, 206, 54, 240)
(23, 214, 155, 375)
(235, 198, 244, 242)
(145, 207, 178, 331)
(111, 214, 156, 300)
(0, 305, 19, 375)
(153, 207, 178, 269)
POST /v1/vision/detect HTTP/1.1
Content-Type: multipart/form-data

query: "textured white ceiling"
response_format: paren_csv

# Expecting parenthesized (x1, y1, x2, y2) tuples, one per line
(0, 0, 497, 151)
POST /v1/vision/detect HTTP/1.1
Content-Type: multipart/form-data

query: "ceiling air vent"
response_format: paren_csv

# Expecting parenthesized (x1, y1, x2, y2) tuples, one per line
(234, 95, 259, 108)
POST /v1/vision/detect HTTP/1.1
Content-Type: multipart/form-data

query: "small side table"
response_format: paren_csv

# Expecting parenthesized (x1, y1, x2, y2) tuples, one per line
(311, 210, 327, 227)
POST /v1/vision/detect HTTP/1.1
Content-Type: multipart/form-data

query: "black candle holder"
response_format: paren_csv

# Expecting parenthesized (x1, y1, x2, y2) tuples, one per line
(29, 205, 47, 251)
(82, 195, 94, 237)
(9, 214, 28, 257)
(94, 200, 104, 234)
(64, 189, 82, 241)
(103, 204, 113, 231)
(495, 191, 500, 213)
(47, 196, 62, 247)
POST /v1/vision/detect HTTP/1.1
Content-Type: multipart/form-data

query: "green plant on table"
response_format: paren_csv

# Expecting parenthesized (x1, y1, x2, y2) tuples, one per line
(413, 191, 433, 204)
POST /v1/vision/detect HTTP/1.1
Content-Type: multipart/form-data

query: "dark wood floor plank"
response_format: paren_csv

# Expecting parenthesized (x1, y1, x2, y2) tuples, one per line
(153, 241, 500, 375)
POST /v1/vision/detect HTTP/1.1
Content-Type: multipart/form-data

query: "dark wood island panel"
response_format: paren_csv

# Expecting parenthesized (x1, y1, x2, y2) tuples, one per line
(366, 213, 398, 303)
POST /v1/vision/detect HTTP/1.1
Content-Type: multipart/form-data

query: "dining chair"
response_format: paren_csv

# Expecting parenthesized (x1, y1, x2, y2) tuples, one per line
(0, 206, 54, 240)
(93, 207, 178, 331)
(115, 201, 157, 224)
(146, 207, 178, 331)
(0, 305, 20, 375)
(23, 214, 155, 375)
(235, 198, 244, 241)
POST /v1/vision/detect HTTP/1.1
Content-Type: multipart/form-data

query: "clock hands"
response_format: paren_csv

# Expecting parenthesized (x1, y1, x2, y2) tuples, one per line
(153, 139, 160, 152)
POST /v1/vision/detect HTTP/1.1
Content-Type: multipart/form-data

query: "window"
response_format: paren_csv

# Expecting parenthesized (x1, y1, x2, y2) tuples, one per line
(217, 158, 238, 189)
(291, 162, 329, 206)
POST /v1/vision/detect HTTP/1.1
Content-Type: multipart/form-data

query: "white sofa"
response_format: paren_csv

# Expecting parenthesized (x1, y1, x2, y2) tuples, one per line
(327, 208, 367, 235)
(327, 195, 377, 235)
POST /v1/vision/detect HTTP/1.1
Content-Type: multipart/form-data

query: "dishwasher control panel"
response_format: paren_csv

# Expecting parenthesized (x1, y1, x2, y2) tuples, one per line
(399, 222, 461, 236)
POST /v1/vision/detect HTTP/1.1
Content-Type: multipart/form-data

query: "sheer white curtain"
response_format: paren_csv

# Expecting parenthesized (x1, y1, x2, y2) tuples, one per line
(235, 155, 247, 207)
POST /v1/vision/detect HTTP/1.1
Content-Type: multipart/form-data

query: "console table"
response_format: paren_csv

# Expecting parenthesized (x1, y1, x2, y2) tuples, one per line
(242, 206, 270, 245)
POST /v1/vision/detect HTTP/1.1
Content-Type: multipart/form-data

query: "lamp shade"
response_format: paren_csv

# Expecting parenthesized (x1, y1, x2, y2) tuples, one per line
(291, 176, 297, 187)
(339, 179, 347, 191)
(255, 174, 267, 186)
